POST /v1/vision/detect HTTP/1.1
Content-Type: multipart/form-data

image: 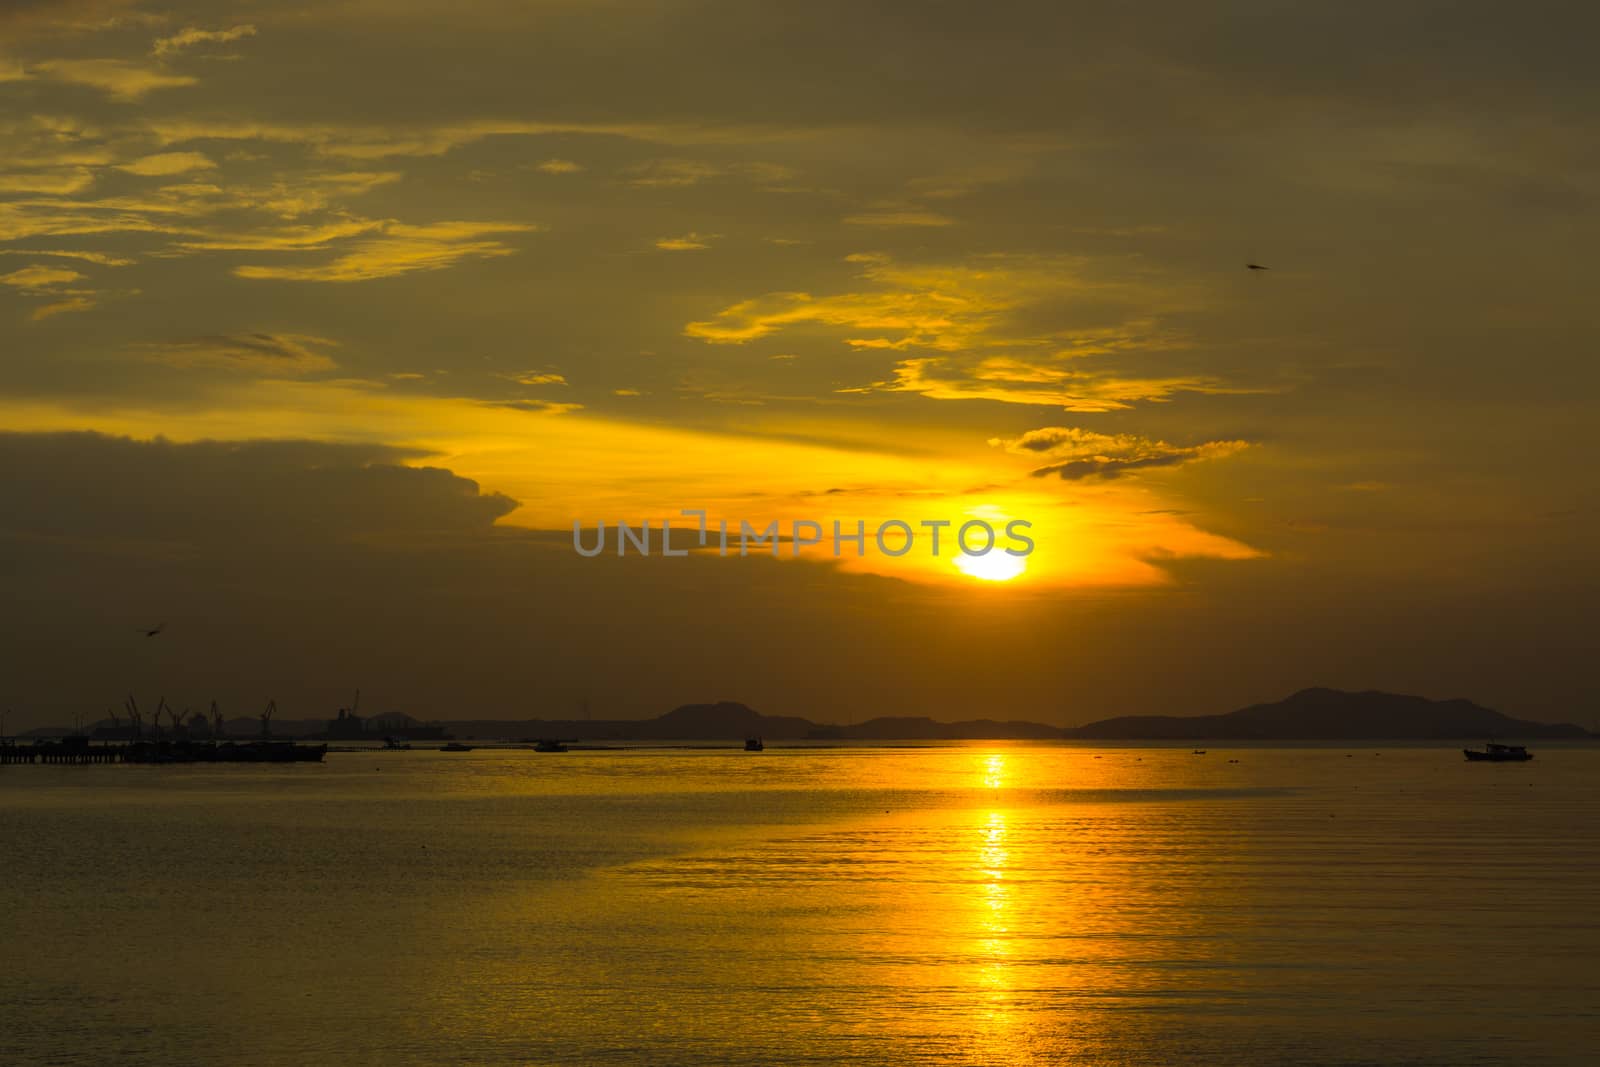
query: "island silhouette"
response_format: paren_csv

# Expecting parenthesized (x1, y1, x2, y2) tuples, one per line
(1068, 687, 1590, 741)
(18, 688, 1591, 742)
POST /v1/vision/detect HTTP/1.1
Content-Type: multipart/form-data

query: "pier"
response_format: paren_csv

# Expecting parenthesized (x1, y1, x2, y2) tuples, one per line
(0, 738, 327, 765)
(2, 739, 124, 764)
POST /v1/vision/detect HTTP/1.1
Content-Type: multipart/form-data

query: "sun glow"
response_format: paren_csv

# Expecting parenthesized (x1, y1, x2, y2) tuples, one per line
(0, 388, 1261, 593)
(955, 551, 1027, 582)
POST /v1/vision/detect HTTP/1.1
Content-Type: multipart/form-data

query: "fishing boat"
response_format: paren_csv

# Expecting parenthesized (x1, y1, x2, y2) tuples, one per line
(440, 742, 474, 752)
(744, 737, 764, 751)
(1463, 742, 1533, 762)
(533, 738, 567, 752)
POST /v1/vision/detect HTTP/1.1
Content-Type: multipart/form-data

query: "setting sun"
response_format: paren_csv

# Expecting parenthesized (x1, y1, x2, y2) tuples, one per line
(955, 552, 1027, 582)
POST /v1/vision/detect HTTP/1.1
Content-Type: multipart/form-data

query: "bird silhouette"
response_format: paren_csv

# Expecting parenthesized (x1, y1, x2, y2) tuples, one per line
(142, 622, 165, 638)
(1246, 263, 1271, 271)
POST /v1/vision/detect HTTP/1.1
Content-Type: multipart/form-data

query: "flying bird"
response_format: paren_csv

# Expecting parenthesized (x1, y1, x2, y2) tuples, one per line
(1246, 263, 1271, 271)
(142, 622, 165, 638)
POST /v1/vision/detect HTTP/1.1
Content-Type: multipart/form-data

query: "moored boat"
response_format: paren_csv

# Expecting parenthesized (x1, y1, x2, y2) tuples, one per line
(1463, 742, 1533, 762)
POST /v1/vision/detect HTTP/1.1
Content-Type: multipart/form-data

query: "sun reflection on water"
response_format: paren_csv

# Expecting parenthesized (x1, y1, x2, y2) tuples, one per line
(979, 810, 1012, 979)
(981, 753, 1006, 790)
(972, 805, 1024, 1065)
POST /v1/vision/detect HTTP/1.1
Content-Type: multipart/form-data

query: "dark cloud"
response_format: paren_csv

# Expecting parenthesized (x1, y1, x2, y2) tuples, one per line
(1035, 453, 1194, 481)
(992, 426, 1250, 481)
(132, 333, 339, 373)
(0, 432, 515, 543)
(489, 399, 583, 413)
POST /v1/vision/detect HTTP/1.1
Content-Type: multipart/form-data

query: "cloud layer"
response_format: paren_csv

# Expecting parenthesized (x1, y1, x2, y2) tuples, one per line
(993, 427, 1250, 480)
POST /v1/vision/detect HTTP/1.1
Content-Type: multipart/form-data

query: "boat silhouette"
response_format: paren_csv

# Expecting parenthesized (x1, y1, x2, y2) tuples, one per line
(1463, 742, 1533, 762)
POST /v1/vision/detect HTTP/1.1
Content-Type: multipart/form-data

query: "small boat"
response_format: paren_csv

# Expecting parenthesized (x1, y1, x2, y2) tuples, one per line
(533, 739, 567, 752)
(744, 737, 764, 752)
(1191, 749, 1206, 755)
(440, 742, 473, 752)
(382, 736, 412, 750)
(1464, 742, 1533, 762)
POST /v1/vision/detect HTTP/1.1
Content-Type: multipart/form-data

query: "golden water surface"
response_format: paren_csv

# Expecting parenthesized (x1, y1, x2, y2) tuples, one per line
(2, 744, 1596, 1065)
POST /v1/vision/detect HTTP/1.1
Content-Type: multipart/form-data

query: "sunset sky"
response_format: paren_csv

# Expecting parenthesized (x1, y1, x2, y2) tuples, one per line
(2, 1, 1595, 729)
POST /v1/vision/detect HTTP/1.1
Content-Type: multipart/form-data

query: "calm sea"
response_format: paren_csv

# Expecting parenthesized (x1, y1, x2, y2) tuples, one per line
(2, 743, 1596, 1065)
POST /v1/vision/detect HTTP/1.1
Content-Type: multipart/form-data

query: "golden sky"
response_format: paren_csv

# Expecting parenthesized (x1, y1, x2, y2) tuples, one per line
(2, 1, 1595, 727)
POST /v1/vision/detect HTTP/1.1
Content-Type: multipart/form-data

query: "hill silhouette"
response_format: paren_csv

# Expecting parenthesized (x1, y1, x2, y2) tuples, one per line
(635, 701, 818, 739)
(1070, 687, 1590, 740)
(22, 689, 1591, 741)
(406, 690, 1590, 741)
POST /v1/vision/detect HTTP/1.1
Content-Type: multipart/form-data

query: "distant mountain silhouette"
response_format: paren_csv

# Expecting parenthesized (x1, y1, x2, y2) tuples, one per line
(1070, 687, 1590, 740)
(421, 690, 1589, 741)
(635, 701, 817, 739)
(20, 689, 1591, 741)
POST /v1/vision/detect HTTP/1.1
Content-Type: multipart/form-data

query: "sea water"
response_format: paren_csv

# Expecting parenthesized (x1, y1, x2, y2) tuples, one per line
(2, 743, 1596, 1065)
